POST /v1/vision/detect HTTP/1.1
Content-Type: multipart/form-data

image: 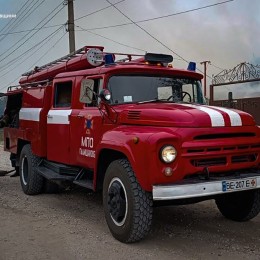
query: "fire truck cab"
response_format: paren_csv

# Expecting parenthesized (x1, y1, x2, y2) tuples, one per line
(2, 45, 260, 243)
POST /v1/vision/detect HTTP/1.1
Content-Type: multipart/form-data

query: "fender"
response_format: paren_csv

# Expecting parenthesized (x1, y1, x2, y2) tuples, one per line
(96, 127, 155, 190)
(95, 126, 181, 191)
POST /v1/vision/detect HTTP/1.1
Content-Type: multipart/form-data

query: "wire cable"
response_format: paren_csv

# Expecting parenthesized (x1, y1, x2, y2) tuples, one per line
(0, 0, 45, 43)
(0, 0, 34, 34)
(0, 27, 65, 90)
(210, 63, 226, 71)
(0, 2, 65, 64)
(0, 26, 64, 74)
(105, 0, 189, 62)
(76, 0, 234, 32)
(30, 31, 68, 69)
(106, 0, 234, 79)
(75, 24, 146, 53)
(0, 24, 64, 37)
(75, 0, 126, 21)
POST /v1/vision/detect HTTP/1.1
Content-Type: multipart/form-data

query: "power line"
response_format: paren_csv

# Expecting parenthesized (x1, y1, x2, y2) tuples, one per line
(0, 0, 33, 33)
(30, 31, 68, 69)
(75, 0, 126, 21)
(105, 0, 189, 62)
(0, 2, 66, 65)
(210, 63, 226, 71)
(0, 26, 65, 75)
(75, 24, 146, 52)
(106, 0, 232, 79)
(76, 0, 235, 32)
(0, 27, 65, 91)
(0, 0, 126, 38)
(0, 0, 126, 37)
(0, 24, 64, 37)
(0, 0, 45, 43)
(76, 23, 184, 62)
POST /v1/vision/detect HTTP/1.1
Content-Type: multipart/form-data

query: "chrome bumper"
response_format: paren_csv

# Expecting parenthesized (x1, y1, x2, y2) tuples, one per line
(153, 176, 260, 200)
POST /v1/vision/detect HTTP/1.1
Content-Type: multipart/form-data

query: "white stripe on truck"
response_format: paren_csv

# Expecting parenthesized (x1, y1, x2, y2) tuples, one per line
(181, 104, 225, 127)
(19, 108, 41, 122)
(47, 109, 72, 125)
(210, 106, 242, 126)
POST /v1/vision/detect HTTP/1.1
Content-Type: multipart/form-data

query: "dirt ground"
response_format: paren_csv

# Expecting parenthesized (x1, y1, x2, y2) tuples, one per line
(0, 143, 260, 260)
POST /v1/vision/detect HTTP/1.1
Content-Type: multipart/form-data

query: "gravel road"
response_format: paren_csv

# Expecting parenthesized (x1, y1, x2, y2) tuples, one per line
(0, 144, 260, 260)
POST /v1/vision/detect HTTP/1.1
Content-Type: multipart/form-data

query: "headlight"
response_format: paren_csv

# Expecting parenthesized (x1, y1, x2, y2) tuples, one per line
(160, 145, 177, 163)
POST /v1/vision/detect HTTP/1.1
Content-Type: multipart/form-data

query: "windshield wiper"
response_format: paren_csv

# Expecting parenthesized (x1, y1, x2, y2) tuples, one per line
(136, 98, 170, 104)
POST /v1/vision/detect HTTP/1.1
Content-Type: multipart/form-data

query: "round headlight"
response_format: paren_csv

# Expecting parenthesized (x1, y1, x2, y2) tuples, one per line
(160, 145, 177, 163)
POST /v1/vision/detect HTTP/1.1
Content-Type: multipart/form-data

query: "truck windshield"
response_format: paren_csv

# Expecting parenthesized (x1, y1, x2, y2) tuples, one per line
(107, 75, 205, 105)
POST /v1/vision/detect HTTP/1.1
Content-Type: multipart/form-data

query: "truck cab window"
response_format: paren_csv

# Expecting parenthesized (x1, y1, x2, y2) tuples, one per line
(54, 82, 72, 108)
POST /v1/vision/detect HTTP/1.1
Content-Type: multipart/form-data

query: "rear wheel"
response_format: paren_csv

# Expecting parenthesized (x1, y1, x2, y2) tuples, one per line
(215, 189, 260, 221)
(103, 159, 153, 243)
(19, 144, 44, 195)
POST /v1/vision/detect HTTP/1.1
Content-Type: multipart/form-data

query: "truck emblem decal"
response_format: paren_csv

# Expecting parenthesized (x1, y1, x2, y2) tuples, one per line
(85, 115, 93, 134)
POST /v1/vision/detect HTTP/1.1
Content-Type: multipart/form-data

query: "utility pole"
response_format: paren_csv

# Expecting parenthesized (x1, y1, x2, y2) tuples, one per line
(67, 0, 75, 53)
(200, 61, 211, 97)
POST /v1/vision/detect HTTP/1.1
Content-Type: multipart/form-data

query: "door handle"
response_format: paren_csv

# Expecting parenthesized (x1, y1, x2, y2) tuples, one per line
(77, 115, 84, 118)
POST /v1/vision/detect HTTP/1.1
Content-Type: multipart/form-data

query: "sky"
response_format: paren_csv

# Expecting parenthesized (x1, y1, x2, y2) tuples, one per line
(0, 0, 259, 99)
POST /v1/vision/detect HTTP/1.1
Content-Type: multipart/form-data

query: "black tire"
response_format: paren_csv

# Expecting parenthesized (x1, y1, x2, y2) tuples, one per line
(103, 159, 153, 243)
(215, 189, 260, 221)
(19, 144, 44, 195)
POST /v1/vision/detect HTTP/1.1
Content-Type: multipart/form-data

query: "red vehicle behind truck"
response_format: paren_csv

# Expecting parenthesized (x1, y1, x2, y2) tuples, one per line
(1, 45, 260, 243)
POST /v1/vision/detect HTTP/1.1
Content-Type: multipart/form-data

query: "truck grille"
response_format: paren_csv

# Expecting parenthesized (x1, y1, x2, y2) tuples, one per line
(191, 157, 227, 167)
(187, 143, 260, 153)
(231, 154, 257, 163)
(190, 154, 257, 168)
(194, 132, 256, 140)
(184, 130, 260, 170)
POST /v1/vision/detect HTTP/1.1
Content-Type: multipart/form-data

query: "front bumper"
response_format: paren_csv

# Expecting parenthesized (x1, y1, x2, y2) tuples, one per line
(153, 174, 260, 200)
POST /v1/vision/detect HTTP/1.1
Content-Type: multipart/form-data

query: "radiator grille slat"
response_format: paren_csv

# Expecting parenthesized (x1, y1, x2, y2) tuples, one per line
(127, 110, 141, 120)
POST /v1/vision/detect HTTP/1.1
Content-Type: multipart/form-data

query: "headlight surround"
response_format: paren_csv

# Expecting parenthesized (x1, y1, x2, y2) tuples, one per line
(160, 145, 177, 163)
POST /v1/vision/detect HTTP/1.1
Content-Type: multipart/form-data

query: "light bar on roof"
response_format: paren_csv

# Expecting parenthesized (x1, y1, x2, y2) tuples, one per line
(144, 53, 173, 64)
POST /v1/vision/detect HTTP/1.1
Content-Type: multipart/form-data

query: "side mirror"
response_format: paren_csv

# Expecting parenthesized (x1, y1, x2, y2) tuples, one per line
(79, 79, 94, 104)
(100, 89, 111, 102)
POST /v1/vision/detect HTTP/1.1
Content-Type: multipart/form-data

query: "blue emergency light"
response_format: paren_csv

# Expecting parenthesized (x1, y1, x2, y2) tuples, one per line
(187, 62, 196, 71)
(104, 54, 115, 65)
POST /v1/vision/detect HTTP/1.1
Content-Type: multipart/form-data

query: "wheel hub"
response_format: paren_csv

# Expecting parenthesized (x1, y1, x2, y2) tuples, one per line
(108, 179, 127, 226)
(21, 155, 29, 186)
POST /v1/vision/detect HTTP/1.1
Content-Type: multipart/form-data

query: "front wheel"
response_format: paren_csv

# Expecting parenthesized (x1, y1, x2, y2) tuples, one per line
(103, 159, 153, 243)
(19, 144, 44, 195)
(215, 189, 260, 221)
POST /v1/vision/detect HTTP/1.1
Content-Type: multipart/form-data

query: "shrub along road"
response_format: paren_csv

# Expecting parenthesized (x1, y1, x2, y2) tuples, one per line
(0, 146, 260, 260)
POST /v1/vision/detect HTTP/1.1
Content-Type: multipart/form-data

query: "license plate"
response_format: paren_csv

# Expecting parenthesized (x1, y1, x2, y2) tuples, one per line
(222, 178, 257, 192)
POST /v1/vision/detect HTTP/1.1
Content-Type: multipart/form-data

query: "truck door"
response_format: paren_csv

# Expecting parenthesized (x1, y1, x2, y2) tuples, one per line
(47, 78, 75, 164)
(69, 77, 103, 169)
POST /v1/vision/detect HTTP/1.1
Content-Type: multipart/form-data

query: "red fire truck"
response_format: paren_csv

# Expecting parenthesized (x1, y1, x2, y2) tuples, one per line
(1, 45, 260, 243)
